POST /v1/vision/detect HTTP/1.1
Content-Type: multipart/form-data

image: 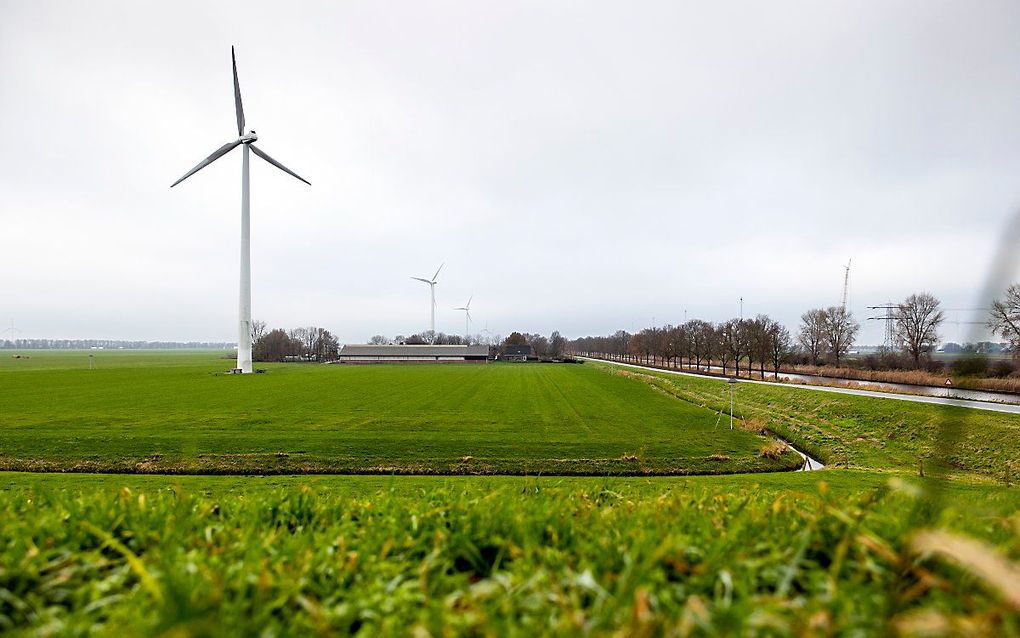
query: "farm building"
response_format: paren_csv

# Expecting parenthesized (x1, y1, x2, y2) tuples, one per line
(335, 344, 489, 364)
(501, 344, 533, 362)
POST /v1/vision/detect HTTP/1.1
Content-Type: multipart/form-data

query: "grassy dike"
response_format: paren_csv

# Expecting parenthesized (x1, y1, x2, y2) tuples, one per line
(586, 361, 1020, 481)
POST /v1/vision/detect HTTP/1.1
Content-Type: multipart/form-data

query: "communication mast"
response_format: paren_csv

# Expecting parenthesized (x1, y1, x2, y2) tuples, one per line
(841, 259, 852, 311)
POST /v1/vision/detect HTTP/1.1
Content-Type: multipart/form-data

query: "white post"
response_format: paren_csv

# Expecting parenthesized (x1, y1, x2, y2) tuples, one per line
(729, 384, 734, 430)
(430, 283, 436, 340)
(237, 144, 253, 373)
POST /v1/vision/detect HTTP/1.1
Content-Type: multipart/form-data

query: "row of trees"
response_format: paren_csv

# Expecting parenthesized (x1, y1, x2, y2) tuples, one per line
(797, 306, 860, 367)
(567, 285, 1020, 378)
(251, 322, 340, 362)
(0, 339, 233, 350)
(503, 331, 568, 358)
(367, 332, 492, 346)
(570, 314, 795, 379)
(361, 330, 570, 360)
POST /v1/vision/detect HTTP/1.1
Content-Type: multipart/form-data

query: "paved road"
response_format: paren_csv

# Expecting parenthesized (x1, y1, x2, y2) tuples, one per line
(582, 357, 1020, 415)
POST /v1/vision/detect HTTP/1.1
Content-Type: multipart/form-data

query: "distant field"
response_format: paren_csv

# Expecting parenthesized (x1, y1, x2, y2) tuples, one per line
(0, 351, 797, 475)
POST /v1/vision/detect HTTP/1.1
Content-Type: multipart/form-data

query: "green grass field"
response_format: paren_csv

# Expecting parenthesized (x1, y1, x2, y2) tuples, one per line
(2, 352, 1019, 636)
(593, 362, 1020, 481)
(2, 472, 1018, 636)
(0, 351, 800, 475)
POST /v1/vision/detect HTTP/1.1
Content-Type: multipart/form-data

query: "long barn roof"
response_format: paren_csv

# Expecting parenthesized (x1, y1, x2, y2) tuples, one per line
(339, 344, 489, 357)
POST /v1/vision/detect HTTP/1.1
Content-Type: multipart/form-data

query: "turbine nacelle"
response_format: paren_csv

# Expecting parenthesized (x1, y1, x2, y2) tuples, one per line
(240, 131, 258, 144)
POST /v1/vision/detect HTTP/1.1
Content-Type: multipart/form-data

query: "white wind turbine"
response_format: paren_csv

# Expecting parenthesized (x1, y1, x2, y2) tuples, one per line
(410, 263, 444, 341)
(454, 295, 473, 339)
(3, 320, 22, 345)
(171, 46, 310, 374)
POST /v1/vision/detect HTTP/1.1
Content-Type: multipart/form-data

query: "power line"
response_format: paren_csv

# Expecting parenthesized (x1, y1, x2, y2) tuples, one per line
(867, 303, 896, 352)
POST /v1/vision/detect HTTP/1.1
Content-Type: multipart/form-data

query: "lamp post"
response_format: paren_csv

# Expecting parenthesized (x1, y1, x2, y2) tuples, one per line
(727, 377, 738, 429)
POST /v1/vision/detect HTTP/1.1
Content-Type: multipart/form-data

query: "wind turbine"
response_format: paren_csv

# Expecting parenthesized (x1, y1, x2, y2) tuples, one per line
(2, 320, 22, 345)
(171, 46, 310, 374)
(410, 263, 443, 341)
(454, 295, 473, 338)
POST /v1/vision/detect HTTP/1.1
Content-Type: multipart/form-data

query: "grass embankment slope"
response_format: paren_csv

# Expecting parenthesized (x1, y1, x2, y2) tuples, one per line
(590, 362, 1020, 482)
(0, 351, 797, 475)
(2, 472, 1019, 636)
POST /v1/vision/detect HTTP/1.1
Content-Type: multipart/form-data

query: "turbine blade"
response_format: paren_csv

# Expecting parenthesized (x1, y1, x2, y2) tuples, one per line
(250, 144, 311, 185)
(170, 140, 242, 187)
(410, 277, 432, 284)
(432, 262, 444, 282)
(466, 294, 473, 308)
(232, 46, 245, 136)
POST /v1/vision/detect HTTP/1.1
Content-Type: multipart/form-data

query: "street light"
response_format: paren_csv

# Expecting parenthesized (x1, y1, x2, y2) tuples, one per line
(727, 377, 738, 429)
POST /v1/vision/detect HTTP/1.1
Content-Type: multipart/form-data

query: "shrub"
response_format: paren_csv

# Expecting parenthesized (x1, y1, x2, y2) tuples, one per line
(741, 418, 768, 434)
(990, 359, 1017, 378)
(759, 441, 788, 459)
(951, 355, 989, 377)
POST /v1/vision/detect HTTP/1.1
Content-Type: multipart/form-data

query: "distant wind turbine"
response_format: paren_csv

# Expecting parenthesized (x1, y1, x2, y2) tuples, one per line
(454, 295, 473, 338)
(170, 46, 310, 374)
(3, 320, 22, 344)
(411, 263, 444, 341)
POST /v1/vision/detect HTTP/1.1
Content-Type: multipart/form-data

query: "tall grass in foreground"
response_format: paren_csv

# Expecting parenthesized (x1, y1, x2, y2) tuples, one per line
(2, 479, 1017, 636)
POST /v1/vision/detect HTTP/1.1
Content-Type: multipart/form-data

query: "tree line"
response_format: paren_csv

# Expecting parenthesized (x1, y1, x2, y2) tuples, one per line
(361, 330, 570, 359)
(251, 321, 340, 362)
(569, 314, 799, 379)
(569, 286, 1020, 378)
(0, 339, 234, 350)
(367, 332, 490, 346)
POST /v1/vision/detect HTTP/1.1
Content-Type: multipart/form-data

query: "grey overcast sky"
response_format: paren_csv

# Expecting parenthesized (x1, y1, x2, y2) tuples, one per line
(2, 1, 1019, 345)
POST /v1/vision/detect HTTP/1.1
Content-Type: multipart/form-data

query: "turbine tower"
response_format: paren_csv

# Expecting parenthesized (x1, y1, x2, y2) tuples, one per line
(411, 263, 443, 341)
(454, 295, 473, 338)
(171, 47, 310, 374)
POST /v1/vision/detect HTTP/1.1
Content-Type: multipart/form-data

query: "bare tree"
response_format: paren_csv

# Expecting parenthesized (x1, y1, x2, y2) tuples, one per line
(549, 331, 566, 358)
(989, 284, 1020, 356)
(797, 309, 827, 365)
(715, 323, 732, 374)
(824, 306, 860, 367)
(527, 333, 551, 357)
(302, 327, 318, 358)
(254, 329, 300, 362)
(369, 335, 389, 345)
(895, 292, 945, 367)
(749, 314, 772, 379)
(769, 322, 793, 379)
(698, 321, 719, 371)
(664, 324, 683, 368)
(723, 319, 750, 377)
(686, 320, 714, 371)
(290, 327, 310, 356)
(250, 320, 267, 347)
(312, 327, 340, 361)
